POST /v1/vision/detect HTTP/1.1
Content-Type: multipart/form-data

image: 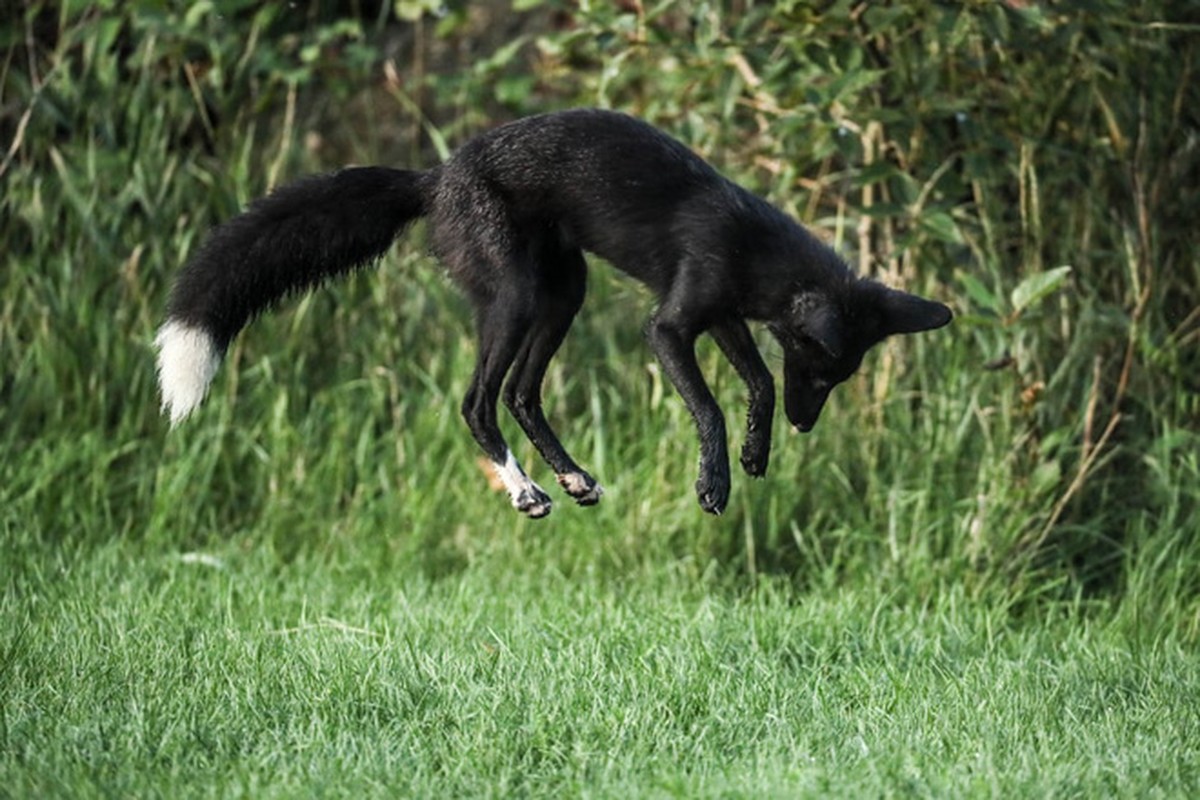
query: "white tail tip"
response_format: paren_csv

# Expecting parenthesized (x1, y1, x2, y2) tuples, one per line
(155, 320, 220, 427)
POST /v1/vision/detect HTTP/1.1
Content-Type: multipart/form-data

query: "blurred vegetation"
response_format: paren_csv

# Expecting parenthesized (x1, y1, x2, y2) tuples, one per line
(2, 0, 1197, 627)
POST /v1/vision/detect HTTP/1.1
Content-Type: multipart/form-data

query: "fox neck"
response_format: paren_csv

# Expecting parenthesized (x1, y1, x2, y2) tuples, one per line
(738, 234, 851, 324)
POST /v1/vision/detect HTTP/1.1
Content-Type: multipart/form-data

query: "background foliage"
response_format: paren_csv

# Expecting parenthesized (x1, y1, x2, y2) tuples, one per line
(3, 0, 1198, 618)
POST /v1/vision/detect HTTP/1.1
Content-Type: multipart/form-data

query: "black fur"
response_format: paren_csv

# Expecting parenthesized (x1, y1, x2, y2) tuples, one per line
(161, 109, 952, 516)
(167, 167, 432, 350)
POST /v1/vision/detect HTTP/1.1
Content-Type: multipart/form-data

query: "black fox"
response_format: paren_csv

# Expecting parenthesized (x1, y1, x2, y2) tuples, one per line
(156, 109, 952, 517)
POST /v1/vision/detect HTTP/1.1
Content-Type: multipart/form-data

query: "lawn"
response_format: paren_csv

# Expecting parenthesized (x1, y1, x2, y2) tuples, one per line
(5, 541, 1197, 798)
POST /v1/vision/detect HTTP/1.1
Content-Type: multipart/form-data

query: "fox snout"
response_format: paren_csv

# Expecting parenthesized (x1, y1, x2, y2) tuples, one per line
(783, 380, 832, 433)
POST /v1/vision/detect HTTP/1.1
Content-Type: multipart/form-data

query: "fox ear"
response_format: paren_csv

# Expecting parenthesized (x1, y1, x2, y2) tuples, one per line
(800, 302, 845, 359)
(880, 289, 953, 335)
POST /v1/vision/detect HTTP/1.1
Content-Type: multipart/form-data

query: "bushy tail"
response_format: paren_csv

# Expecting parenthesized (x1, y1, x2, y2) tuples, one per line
(155, 166, 432, 425)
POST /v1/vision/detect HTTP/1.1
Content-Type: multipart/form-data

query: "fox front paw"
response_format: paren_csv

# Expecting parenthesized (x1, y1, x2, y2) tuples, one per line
(739, 436, 770, 478)
(695, 464, 731, 515)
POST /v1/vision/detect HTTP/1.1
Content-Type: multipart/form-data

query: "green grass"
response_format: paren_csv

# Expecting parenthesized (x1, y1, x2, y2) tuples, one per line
(3, 2, 1199, 797)
(5, 544, 1198, 798)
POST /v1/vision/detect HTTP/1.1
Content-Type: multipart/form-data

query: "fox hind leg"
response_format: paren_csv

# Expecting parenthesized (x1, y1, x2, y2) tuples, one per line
(503, 245, 603, 506)
(459, 258, 555, 518)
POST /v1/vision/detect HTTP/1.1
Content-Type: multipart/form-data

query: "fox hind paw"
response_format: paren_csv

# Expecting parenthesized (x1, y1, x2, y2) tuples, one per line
(557, 471, 604, 506)
(514, 486, 553, 518)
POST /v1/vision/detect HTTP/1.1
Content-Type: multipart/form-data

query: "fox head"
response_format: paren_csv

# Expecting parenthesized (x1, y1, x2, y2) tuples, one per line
(768, 281, 952, 431)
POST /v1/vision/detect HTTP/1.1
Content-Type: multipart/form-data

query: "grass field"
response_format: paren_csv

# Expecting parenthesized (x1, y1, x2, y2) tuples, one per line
(3, 3, 1198, 797)
(5, 540, 1199, 797)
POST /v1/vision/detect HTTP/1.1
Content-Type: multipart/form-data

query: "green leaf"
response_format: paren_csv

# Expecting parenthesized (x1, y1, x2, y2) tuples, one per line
(394, 0, 439, 22)
(183, 1, 214, 29)
(1031, 459, 1063, 495)
(919, 211, 963, 244)
(856, 161, 901, 186)
(959, 272, 1001, 315)
(1011, 266, 1072, 314)
(476, 36, 529, 73)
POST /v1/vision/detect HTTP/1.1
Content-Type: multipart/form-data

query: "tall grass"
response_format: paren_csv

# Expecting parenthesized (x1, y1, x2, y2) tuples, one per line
(5, 0, 1196, 616)
(2, 3, 1199, 795)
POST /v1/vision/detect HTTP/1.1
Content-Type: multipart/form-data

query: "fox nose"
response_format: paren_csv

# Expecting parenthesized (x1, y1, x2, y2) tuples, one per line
(785, 404, 820, 432)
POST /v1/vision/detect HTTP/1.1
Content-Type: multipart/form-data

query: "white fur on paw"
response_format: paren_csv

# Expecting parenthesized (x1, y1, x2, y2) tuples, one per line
(494, 449, 552, 517)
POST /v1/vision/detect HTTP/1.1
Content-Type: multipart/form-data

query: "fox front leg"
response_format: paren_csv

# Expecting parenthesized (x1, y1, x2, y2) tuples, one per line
(645, 312, 731, 515)
(709, 319, 775, 478)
